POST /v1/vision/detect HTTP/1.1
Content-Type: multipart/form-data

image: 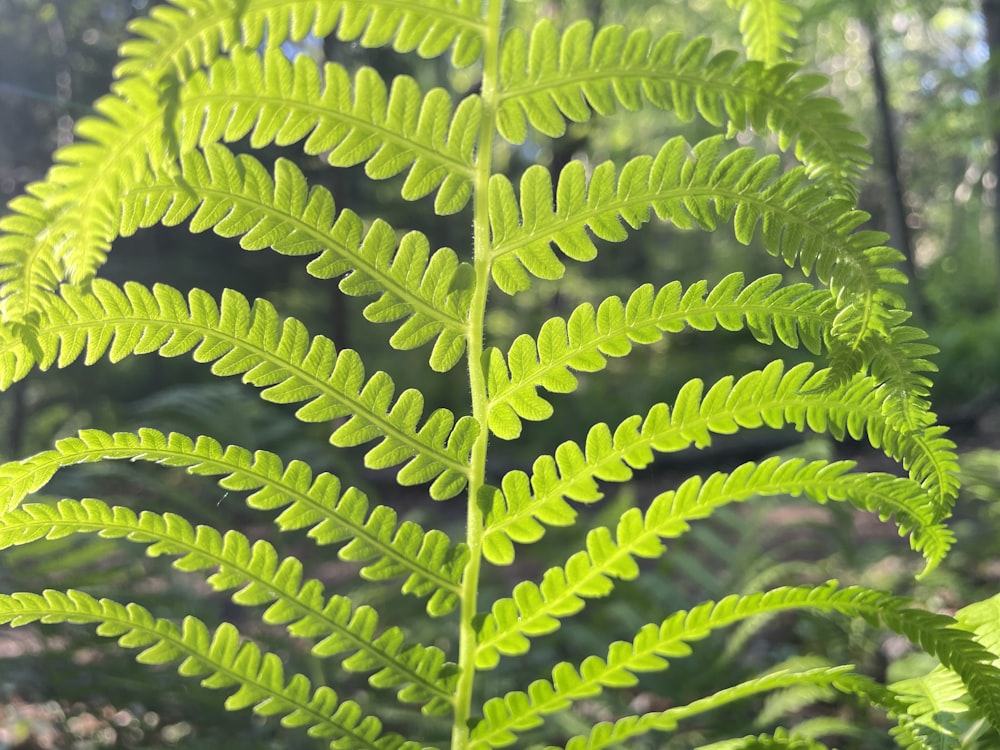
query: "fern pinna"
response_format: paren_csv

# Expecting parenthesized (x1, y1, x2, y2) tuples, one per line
(0, 1, 994, 748)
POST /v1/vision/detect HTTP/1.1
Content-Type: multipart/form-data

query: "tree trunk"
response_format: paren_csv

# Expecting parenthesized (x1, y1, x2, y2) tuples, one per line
(862, 10, 928, 319)
(983, 0, 1000, 306)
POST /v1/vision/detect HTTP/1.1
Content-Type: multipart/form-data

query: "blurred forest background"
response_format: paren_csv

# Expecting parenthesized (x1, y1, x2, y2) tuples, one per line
(2, 0, 1000, 748)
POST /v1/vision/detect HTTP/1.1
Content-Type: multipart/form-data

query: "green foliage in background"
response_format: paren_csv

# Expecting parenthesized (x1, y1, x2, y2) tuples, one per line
(0, 0, 997, 748)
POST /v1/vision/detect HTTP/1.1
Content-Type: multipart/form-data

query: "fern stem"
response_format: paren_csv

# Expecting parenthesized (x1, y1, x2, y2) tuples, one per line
(453, 1, 505, 746)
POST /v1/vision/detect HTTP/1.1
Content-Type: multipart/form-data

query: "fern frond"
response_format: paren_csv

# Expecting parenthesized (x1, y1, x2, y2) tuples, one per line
(890, 723, 960, 750)
(851, 324, 958, 522)
(820, 671, 925, 747)
(478, 461, 953, 662)
(885, 592, 1000, 748)
(0, 1, 971, 745)
(754, 657, 840, 728)
(178, 49, 480, 214)
(953, 592, 1000, 656)
(481, 361, 954, 568)
(496, 20, 868, 197)
(485, 273, 831, 439)
(0, 590, 421, 749)
(695, 729, 829, 749)
(477, 460, 945, 664)
(0, 282, 477, 500)
(484, 135, 946, 466)
(115, 0, 486, 80)
(843, 473, 954, 576)
(0, 428, 466, 615)
(474, 582, 907, 744)
(788, 717, 863, 742)
(0, 499, 457, 713)
(824, 309, 942, 440)
(554, 668, 851, 750)
(0, 184, 65, 325)
(880, 606, 1000, 735)
(0, 77, 165, 323)
(123, 144, 471, 370)
(474, 660, 852, 749)
(872, 396, 959, 524)
(476, 585, 1000, 747)
(489, 137, 885, 296)
(727, 0, 802, 65)
(0, 51, 480, 329)
(486, 135, 931, 440)
(890, 666, 969, 749)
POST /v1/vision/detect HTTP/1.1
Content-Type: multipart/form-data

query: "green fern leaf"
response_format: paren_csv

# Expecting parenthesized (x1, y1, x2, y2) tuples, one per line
(478, 585, 1000, 747)
(549, 667, 851, 750)
(0, 428, 466, 614)
(821, 672, 922, 746)
(485, 274, 831, 439)
(115, 0, 485, 80)
(484, 135, 941, 455)
(0, 77, 167, 324)
(885, 592, 1000, 748)
(842, 474, 954, 577)
(487, 137, 884, 295)
(0, 499, 457, 713)
(0, 590, 421, 749)
(790, 723, 863, 748)
(874, 411, 959, 524)
(496, 20, 868, 198)
(478, 460, 952, 662)
(0, 185, 65, 326)
(482, 362, 954, 568)
(121, 143, 471, 370)
(486, 136, 921, 428)
(180, 50, 479, 214)
(0, 50, 480, 330)
(879, 606, 1000, 735)
(477, 460, 947, 665)
(890, 666, 969, 749)
(727, 0, 802, 65)
(0, 282, 477, 500)
(696, 730, 830, 749)
(477, 663, 852, 749)
(824, 307, 942, 432)
(472, 583, 908, 746)
(953, 592, 1000, 656)
(753, 657, 840, 729)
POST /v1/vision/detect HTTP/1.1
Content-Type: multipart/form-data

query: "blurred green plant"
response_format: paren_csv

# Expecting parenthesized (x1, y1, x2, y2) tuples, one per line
(0, 1, 996, 748)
